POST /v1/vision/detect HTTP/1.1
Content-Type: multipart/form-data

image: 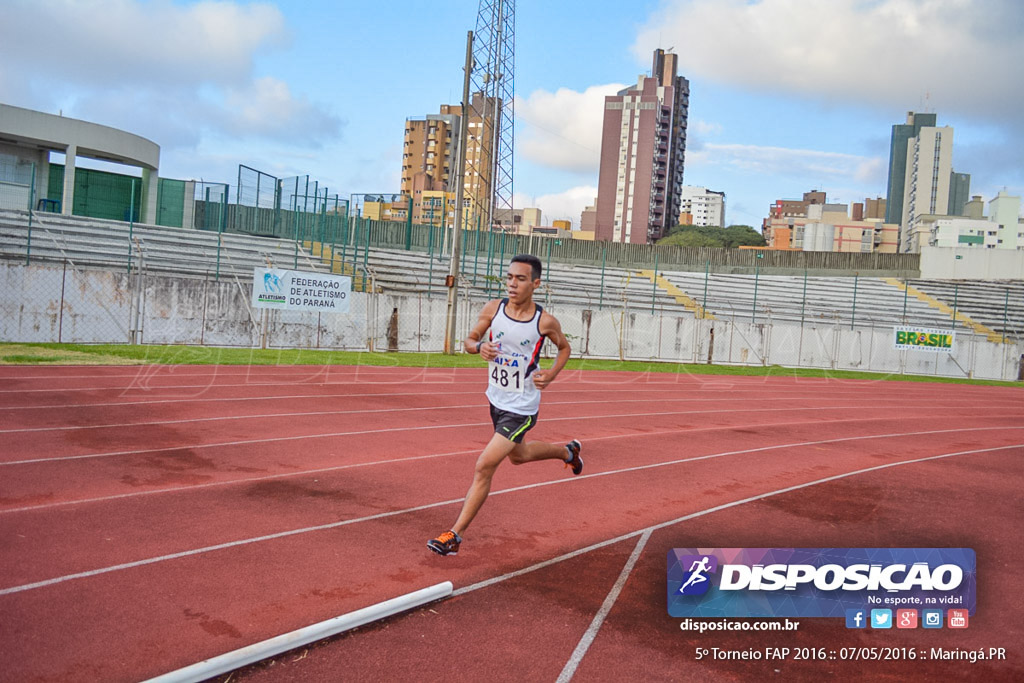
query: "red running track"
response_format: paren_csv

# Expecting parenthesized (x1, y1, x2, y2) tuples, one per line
(0, 365, 1021, 682)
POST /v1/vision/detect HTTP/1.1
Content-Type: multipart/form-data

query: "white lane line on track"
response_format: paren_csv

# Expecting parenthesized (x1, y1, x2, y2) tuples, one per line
(0, 369, 458, 378)
(6, 422, 1021, 515)
(1, 439, 1020, 597)
(5, 395, 1016, 434)
(8, 421, 1024, 511)
(0, 380, 491, 394)
(0, 388, 488, 411)
(556, 530, 652, 683)
(2, 376, 992, 397)
(3, 366, 1014, 392)
(459, 443, 1023, 680)
(0, 395, 875, 434)
(0, 384, 961, 413)
(4, 404, 1021, 467)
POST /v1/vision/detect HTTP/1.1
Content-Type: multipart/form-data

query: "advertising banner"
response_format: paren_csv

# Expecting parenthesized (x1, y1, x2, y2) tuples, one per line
(668, 547, 976, 619)
(252, 268, 351, 313)
(893, 327, 955, 353)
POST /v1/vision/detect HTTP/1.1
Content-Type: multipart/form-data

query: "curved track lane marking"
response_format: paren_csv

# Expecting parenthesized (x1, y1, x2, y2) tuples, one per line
(455, 444, 1024, 680)
(4, 405, 1019, 467)
(3, 422, 1021, 514)
(0, 395, 930, 434)
(557, 530, 653, 683)
(1, 437, 1020, 596)
(0, 383, 972, 411)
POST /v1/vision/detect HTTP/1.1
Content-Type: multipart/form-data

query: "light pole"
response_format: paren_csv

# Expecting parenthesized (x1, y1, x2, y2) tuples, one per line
(444, 30, 474, 354)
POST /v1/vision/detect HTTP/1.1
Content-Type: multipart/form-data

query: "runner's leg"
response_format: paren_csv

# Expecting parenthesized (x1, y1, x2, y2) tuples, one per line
(451, 433, 517, 536)
(507, 441, 573, 465)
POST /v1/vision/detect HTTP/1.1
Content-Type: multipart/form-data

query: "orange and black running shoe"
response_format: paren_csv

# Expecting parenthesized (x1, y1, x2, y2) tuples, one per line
(427, 530, 462, 556)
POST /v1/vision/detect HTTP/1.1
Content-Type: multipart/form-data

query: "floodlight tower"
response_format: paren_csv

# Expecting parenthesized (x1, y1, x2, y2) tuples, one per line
(444, 1, 515, 354)
(470, 0, 515, 230)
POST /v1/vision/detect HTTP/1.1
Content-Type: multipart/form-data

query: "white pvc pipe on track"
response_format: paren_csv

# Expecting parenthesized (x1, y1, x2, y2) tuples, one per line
(144, 581, 454, 683)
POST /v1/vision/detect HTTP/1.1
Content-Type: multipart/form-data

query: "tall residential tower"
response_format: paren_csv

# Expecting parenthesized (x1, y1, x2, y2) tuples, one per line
(401, 94, 498, 227)
(594, 49, 689, 243)
(900, 123, 954, 252)
(885, 111, 936, 226)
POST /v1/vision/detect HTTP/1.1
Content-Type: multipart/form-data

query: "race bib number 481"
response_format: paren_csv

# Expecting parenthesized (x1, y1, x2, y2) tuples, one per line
(488, 359, 524, 393)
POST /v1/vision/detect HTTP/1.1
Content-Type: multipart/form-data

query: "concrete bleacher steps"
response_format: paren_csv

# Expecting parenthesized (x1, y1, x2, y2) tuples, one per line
(884, 278, 1003, 342)
(636, 269, 713, 319)
(1, 209, 330, 280)
(656, 269, 1020, 340)
(904, 279, 1024, 341)
(2, 208, 1020, 343)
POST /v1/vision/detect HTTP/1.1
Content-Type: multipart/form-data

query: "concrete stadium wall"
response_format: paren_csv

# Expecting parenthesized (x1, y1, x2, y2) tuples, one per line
(3, 261, 1021, 381)
(920, 245, 1024, 280)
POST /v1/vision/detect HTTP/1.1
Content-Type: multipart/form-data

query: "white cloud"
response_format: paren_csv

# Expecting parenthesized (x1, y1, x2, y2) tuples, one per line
(222, 77, 340, 144)
(702, 143, 885, 185)
(633, 0, 1024, 124)
(0, 0, 339, 151)
(516, 186, 598, 228)
(517, 84, 625, 173)
(0, 0, 286, 86)
(691, 120, 723, 137)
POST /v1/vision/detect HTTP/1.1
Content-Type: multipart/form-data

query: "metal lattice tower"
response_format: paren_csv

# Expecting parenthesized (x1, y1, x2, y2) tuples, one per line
(468, 0, 515, 230)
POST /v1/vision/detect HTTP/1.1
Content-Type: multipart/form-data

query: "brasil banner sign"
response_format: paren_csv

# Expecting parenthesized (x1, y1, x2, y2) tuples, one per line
(893, 326, 955, 353)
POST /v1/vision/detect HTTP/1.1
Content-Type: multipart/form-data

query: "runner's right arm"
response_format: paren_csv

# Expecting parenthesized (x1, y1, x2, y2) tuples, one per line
(465, 300, 500, 361)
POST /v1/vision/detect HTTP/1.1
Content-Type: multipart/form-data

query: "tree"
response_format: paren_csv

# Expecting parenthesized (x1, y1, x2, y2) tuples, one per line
(721, 225, 766, 248)
(657, 224, 766, 248)
(658, 230, 722, 247)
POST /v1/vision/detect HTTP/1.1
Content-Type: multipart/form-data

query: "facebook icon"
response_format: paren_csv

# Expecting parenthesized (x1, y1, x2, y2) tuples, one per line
(846, 609, 867, 629)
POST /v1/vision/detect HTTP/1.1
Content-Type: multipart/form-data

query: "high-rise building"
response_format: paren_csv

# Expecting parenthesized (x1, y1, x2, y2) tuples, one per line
(679, 186, 725, 227)
(401, 94, 498, 228)
(900, 124, 954, 252)
(653, 49, 689, 231)
(885, 112, 937, 226)
(948, 171, 971, 216)
(401, 111, 458, 224)
(594, 49, 689, 243)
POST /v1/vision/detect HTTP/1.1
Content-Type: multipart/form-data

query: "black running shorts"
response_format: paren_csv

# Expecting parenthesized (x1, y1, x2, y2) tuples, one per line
(489, 403, 537, 444)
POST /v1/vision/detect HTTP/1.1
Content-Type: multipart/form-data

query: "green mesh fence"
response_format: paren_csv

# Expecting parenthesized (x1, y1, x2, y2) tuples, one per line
(156, 178, 185, 227)
(47, 164, 141, 222)
(237, 164, 280, 235)
(194, 182, 229, 232)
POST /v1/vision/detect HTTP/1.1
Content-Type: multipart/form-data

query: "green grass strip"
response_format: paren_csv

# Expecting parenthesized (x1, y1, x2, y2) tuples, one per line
(1, 343, 1019, 387)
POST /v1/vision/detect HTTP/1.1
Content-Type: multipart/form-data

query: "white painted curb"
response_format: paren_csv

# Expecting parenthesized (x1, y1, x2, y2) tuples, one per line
(144, 581, 454, 683)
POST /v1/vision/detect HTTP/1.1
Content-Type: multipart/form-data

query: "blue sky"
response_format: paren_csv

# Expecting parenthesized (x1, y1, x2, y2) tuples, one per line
(2, 0, 1022, 229)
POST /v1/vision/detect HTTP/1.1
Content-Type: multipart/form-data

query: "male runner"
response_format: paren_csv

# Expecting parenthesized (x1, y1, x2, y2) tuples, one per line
(428, 254, 582, 556)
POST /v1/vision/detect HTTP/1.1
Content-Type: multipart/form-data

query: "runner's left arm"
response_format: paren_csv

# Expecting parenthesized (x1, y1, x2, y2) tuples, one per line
(532, 313, 570, 390)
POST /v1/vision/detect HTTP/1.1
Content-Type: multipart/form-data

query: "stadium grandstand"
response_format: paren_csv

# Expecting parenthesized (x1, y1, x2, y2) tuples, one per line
(2, 206, 1021, 344)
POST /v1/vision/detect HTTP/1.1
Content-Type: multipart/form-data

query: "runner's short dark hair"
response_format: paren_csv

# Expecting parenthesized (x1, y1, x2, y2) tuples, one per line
(510, 254, 542, 280)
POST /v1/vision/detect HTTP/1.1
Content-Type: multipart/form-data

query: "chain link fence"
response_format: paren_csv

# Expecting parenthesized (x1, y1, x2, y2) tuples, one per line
(3, 155, 1022, 380)
(3, 257, 1022, 381)
(0, 257, 376, 351)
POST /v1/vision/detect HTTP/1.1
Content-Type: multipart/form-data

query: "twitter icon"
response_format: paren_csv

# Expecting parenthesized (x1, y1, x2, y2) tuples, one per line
(870, 609, 893, 629)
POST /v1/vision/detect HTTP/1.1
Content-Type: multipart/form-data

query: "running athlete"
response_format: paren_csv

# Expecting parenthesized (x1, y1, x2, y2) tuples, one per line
(428, 254, 582, 556)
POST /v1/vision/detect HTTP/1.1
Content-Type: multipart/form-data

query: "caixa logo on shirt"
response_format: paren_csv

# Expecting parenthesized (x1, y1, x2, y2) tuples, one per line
(667, 548, 975, 618)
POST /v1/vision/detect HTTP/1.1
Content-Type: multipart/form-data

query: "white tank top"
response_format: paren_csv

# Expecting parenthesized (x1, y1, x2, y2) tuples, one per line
(484, 299, 545, 415)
